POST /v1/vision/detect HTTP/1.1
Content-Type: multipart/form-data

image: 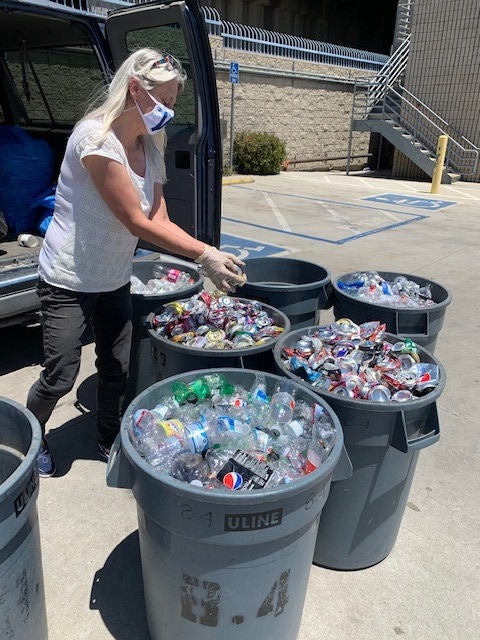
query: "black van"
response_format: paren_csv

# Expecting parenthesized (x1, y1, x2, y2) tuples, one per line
(0, 0, 222, 326)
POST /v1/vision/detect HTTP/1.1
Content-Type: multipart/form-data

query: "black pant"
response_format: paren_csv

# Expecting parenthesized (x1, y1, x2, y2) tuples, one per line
(27, 279, 132, 447)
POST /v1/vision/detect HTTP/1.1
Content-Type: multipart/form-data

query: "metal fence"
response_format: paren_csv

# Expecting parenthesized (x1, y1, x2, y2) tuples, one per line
(203, 6, 388, 71)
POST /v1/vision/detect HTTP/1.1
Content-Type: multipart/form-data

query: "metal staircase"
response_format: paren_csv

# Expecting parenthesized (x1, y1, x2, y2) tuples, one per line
(347, 1, 479, 182)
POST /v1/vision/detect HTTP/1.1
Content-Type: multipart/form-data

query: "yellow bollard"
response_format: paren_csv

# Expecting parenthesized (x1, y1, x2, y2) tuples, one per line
(430, 135, 448, 194)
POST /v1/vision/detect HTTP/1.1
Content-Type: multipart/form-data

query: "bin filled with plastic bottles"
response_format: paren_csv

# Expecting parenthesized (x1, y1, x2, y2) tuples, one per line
(332, 270, 451, 353)
(128, 371, 339, 489)
(107, 369, 350, 640)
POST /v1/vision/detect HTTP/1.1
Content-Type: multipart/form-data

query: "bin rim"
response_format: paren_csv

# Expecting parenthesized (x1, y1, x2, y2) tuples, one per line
(333, 270, 452, 313)
(130, 259, 204, 300)
(0, 397, 42, 498)
(242, 257, 331, 293)
(147, 297, 291, 357)
(120, 367, 344, 503)
(273, 327, 447, 413)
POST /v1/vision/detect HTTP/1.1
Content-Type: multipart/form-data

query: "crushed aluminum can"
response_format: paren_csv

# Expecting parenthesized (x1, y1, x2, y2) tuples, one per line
(368, 385, 391, 402)
(233, 334, 255, 348)
(295, 338, 316, 357)
(397, 353, 417, 369)
(338, 358, 359, 374)
(206, 329, 226, 344)
(190, 336, 207, 348)
(332, 318, 360, 336)
(171, 332, 195, 343)
(164, 301, 184, 315)
(391, 389, 414, 402)
(218, 295, 234, 308)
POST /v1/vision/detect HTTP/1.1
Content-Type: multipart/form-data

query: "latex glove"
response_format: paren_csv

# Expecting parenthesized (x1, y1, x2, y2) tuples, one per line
(195, 245, 246, 293)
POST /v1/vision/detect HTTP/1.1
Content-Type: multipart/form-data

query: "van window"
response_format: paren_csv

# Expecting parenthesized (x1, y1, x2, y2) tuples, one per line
(125, 24, 195, 130)
(4, 44, 104, 125)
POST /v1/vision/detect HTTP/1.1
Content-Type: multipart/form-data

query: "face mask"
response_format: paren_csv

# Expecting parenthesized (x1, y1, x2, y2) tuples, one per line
(135, 90, 174, 134)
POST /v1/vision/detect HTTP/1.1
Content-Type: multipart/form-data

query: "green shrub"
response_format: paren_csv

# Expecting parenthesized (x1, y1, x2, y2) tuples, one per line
(233, 131, 287, 175)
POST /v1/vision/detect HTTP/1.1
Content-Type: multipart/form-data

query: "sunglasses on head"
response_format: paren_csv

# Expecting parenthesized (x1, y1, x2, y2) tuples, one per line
(151, 52, 183, 73)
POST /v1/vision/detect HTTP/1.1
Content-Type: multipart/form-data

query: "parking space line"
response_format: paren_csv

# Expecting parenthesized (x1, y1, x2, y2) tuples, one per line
(223, 213, 427, 245)
(225, 185, 428, 243)
(442, 186, 480, 201)
(263, 191, 292, 231)
(358, 177, 378, 189)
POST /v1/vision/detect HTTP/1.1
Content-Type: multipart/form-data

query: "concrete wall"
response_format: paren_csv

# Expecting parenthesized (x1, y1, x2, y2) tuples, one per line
(209, 36, 374, 171)
(393, 0, 480, 182)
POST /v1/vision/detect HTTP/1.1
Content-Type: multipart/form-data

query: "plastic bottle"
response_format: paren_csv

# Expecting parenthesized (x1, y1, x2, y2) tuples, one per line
(201, 373, 235, 396)
(145, 436, 185, 471)
(304, 420, 337, 474)
(249, 372, 269, 406)
(183, 419, 212, 453)
(211, 385, 248, 409)
(269, 379, 296, 424)
(151, 397, 180, 420)
(170, 451, 210, 484)
(282, 418, 305, 438)
(171, 378, 211, 405)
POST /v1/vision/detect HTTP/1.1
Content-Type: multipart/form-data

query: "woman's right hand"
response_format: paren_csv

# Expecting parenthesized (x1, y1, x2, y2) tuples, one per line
(195, 245, 246, 293)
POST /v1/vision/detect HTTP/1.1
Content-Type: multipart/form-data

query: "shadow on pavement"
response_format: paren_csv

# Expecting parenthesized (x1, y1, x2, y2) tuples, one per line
(76, 372, 98, 413)
(46, 411, 103, 477)
(0, 324, 44, 374)
(90, 530, 150, 639)
(0, 323, 95, 376)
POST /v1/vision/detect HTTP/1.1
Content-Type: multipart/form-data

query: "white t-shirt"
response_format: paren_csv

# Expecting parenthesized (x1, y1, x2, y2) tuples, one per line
(39, 118, 162, 292)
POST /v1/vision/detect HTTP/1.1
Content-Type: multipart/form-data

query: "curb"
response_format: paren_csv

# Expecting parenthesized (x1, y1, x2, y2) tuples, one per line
(222, 176, 256, 185)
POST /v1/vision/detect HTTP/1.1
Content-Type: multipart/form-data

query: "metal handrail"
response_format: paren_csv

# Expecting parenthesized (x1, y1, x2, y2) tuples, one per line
(392, 1, 414, 51)
(380, 88, 478, 175)
(355, 35, 411, 105)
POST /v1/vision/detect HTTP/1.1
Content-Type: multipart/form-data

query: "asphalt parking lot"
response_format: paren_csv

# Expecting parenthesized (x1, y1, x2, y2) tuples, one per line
(1, 170, 479, 639)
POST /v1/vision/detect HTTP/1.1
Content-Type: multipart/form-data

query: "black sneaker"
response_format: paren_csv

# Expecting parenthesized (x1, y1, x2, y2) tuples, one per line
(38, 441, 56, 477)
(97, 443, 110, 462)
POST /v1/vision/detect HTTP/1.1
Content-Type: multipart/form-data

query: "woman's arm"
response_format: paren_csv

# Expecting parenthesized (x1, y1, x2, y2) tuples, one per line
(149, 182, 204, 250)
(83, 154, 245, 291)
(83, 154, 205, 259)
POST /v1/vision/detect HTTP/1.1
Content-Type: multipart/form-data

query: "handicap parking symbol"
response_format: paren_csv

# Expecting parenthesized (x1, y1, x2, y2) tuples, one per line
(363, 193, 456, 211)
(220, 234, 289, 260)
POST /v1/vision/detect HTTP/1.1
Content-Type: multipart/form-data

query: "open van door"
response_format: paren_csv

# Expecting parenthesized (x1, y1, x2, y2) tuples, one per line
(105, 0, 221, 248)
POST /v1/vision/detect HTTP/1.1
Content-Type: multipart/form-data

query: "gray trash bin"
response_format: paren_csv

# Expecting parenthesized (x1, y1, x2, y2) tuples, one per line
(273, 329, 446, 570)
(0, 397, 48, 639)
(107, 368, 351, 640)
(240, 257, 333, 330)
(332, 271, 452, 353)
(147, 298, 291, 380)
(124, 258, 204, 407)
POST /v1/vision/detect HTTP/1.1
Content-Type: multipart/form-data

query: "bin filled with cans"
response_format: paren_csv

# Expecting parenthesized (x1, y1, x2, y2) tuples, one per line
(147, 291, 291, 378)
(276, 318, 440, 402)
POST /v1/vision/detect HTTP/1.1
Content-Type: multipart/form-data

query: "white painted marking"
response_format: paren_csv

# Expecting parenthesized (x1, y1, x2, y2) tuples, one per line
(379, 209, 402, 223)
(262, 191, 292, 231)
(358, 178, 377, 189)
(442, 186, 480, 201)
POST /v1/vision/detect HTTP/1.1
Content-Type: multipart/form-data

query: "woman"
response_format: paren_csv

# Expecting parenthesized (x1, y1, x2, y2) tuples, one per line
(28, 48, 245, 477)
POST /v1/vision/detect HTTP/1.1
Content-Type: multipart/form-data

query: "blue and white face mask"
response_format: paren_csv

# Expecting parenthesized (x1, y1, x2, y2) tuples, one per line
(135, 90, 174, 135)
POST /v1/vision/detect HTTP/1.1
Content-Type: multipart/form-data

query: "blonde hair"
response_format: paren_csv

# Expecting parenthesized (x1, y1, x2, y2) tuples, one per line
(78, 48, 187, 178)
